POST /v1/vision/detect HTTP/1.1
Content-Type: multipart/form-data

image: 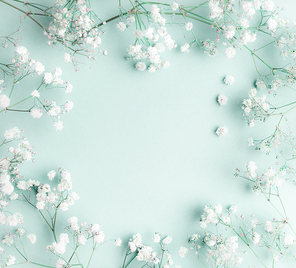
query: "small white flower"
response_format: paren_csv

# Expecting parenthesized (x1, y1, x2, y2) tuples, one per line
(185, 22, 193, 31)
(215, 126, 228, 137)
(135, 62, 146, 71)
(225, 47, 236, 58)
(54, 121, 63, 131)
(217, 94, 228, 106)
(116, 21, 126, 31)
(64, 53, 71, 63)
(27, 234, 36, 244)
(0, 94, 10, 108)
(223, 75, 234, 85)
(114, 238, 122, 246)
(31, 90, 40, 98)
(248, 137, 254, 146)
(284, 234, 294, 246)
(47, 170, 56, 180)
(127, 15, 135, 23)
(181, 43, 190, 53)
(162, 236, 172, 244)
(171, 2, 179, 10)
(153, 233, 161, 243)
(30, 108, 43, 119)
(44, 73, 53, 84)
(178, 247, 188, 258)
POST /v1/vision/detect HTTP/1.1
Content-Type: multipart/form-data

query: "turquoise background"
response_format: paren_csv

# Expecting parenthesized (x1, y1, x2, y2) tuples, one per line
(1, 0, 296, 267)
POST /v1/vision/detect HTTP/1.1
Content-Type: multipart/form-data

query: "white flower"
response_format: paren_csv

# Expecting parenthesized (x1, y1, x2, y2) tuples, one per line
(56, 259, 65, 268)
(153, 233, 161, 243)
(0, 94, 10, 108)
(162, 236, 172, 244)
(262, 0, 274, 11)
(209, 1, 223, 19)
(31, 90, 40, 98)
(64, 53, 71, 63)
(114, 238, 122, 246)
(136, 62, 146, 71)
(27, 234, 36, 244)
(59, 233, 69, 244)
(181, 43, 190, 53)
(116, 21, 126, 31)
(223, 75, 234, 85)
(34, 61, 45, 75)
(264, 221, 274, 233)
(94, 231, 105, 243)
(217, 94, 228, 106)
(185, 22, 193, 31)
(127, 15, 135, 23)
(91, 224, 101, 233)
(30, 108, 43, 119)
(4, 127, 20, 140)
(60, 202, 68, 211)
(6, 255, 16, 266)
(65, 101, 74, 112)
(171, 2, 179, 10)
(54, 121, 63, 131)
(178, 247, 188, 258)
(267, 17, 278, 30)
(240, 18, 249, 28)
(224, 25, 236, 39)
(248, 137, 254, 146)
(44, 73, 53, 84)
(36, 201, 45, 210)
(78, 235, 87, 245)
(284, 234, 294, 246)
(215, 126, 228, 137)
(47, 170, 56, 180)
(229, 205, 237, 213)
(225, 47, 236, 58)
(129, 241, 137, 252)
(252, 232, 260, 246)
(16, 46, 27, 55)
(65, 83, 73, 93)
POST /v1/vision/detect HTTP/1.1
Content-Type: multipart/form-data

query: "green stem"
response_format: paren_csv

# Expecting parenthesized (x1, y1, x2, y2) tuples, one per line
(0, 0, 45, 30)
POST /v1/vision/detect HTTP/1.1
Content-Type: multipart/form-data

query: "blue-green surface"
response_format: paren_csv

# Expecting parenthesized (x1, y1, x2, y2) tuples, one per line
(1, 0, 296, 267)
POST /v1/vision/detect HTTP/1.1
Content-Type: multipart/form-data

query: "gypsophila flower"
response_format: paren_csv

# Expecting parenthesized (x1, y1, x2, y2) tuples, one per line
(284, 234, 295, 246)
(31, 90, 40, 98)
(54, 121, 63, 131)
(171, 2, 179, 10)
(30, 108, 43, 119)
(27, 234, 37, 244)
(0, 94, 10, 108)
(223, 75, 234, 85)
(225, 47, 236, 58)
(181, 43, 190, 53)
(136, 62, 146, 71)
(162, 236, 172, 244)
(217, 94, 228, 106)
(247, 137, 254, 146)
(114, 238, 122, 246)
(185, 22, 193, 31)
(178, 247, 188, 258)
(215, 126, 228, 137)
(153, 233, 161, 243)
(117, 21, 126, 31)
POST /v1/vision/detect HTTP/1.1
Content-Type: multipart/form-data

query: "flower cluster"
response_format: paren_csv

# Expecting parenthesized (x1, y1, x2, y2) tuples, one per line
(45, 0, 104, 67)
(17, 168, 79, 212)
(0, 128, 36, 226)
(0, 45, 74, 130)
(123, 4, 176, 72)
(123, 233, 179, 268)
(241, 88, 270, 127)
